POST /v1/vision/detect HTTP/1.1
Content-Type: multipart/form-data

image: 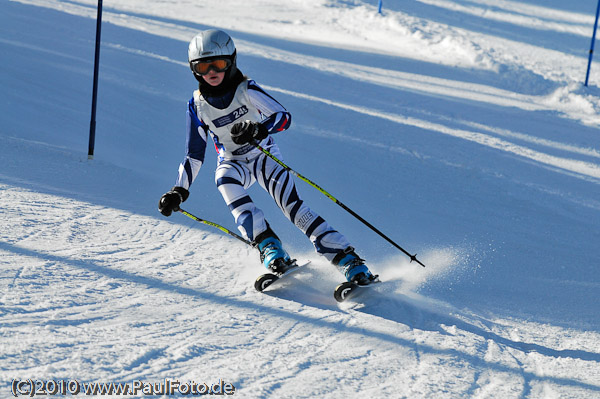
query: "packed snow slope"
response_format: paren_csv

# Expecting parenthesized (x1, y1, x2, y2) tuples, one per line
(2, 0, 600, 397)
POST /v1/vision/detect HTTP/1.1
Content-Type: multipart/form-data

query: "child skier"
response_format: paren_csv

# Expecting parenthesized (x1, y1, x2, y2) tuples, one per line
(158, 29, 376, 285)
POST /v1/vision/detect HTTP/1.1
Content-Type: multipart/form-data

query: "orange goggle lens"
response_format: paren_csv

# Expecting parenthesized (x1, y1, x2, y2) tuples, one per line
(192, 59, 231, 75)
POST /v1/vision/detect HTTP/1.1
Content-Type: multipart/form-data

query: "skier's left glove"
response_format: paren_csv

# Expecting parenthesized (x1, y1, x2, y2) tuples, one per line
(158, 186, 189, 217)
(230, 120, 269, 145)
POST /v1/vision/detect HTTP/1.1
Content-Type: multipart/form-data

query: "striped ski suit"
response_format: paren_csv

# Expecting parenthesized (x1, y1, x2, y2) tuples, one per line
(174, 79, 351, 262)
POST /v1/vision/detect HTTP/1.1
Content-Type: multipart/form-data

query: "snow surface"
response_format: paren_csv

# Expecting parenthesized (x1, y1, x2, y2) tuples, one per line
(1, 0, 600, 397)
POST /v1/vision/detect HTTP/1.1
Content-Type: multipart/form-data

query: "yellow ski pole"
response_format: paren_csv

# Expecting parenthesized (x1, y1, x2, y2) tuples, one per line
(253, 142, 425, 267)
(176, 207, 254, 247)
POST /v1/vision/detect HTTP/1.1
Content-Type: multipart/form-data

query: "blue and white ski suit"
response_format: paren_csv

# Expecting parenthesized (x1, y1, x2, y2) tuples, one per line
(174, 79, 351, 263)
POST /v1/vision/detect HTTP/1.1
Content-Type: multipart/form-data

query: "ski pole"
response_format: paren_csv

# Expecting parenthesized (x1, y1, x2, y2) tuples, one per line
(176, 207, 254, 247)
(253, 142, 426, 267)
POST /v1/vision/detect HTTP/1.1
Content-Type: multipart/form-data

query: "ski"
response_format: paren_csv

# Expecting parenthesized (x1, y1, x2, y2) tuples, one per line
(333, 277, 381, 303)
(254, 260, 310, 292)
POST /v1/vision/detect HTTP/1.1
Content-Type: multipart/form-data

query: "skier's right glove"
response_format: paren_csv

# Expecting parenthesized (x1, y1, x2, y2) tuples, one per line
(230, 120, 269, 145)
(158, 186, 189, 217)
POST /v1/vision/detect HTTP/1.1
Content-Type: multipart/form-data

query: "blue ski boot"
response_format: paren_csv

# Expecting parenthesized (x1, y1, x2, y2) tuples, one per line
(333, 247, 378, 285)
(255, 228, 295, 275)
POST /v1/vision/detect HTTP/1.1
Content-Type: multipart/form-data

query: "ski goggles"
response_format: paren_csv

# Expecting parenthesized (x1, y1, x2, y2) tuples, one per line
(191, 58, 232, 75)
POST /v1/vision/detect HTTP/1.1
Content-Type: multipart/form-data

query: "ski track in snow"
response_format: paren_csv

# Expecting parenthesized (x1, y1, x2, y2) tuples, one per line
(1, 184, 599, 397)
(12, 0, 600, 184)
(96, 38, 600, 183)
(2, 0, 600, 397)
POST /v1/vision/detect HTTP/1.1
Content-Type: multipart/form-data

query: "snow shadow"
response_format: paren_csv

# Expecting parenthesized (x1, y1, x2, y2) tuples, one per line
(354, 289, 600, 364)
(3, 240, 597, 393)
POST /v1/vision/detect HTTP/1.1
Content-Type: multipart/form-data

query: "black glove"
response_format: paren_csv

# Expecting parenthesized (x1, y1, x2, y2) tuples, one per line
(158, 186, 189, 217)
(230, 120, 269, 145)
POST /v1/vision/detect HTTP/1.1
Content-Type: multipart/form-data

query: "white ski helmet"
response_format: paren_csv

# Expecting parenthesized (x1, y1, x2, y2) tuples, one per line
(188, 29, 237, 79)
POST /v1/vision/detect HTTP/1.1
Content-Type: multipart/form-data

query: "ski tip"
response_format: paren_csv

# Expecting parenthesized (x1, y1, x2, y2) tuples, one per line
(334, 276, 381, 303)
(254, 261, 309, 293)
(254, 273, 278, 292)
(334, 281, 357, 303)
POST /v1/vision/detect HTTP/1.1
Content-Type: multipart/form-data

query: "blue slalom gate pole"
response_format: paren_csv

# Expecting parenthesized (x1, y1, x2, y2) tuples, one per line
(378, 0, 383, 14)
(585, 0, 600, 86)
(88, 0, 103, 159)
